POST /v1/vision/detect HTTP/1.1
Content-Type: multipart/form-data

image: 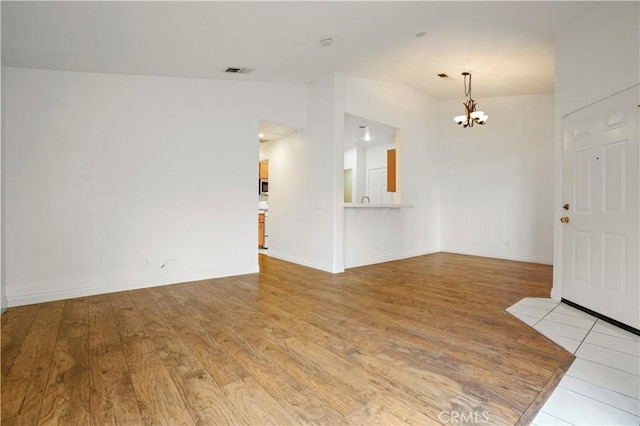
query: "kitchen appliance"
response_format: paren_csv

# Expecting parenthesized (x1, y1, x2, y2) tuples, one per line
(262, 211, 269, 249)
(259, 178, 268, 195)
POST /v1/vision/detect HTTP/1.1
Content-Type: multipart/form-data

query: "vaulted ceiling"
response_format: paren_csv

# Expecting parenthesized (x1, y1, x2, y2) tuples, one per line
(2, 1, 597, 100)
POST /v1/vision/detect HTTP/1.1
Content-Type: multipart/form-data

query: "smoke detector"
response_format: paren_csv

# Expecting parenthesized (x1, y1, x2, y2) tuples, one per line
(320, 38, 333, 47)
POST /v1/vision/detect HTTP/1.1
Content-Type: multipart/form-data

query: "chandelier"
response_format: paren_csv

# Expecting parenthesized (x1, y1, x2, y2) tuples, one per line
(453, 72, 488, 128)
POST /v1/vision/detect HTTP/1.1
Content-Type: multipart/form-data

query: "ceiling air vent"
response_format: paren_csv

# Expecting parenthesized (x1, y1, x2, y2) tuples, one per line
(224, 67, 252, 74)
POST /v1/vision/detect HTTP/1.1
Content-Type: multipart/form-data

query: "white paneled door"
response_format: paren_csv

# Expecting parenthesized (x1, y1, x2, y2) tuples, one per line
(368, 167, 393, 204)
(562, 87, 639, 329)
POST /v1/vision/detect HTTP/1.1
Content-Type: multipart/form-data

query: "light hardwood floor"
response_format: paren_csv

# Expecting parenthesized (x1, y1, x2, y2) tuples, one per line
(1, 253, 574, 425)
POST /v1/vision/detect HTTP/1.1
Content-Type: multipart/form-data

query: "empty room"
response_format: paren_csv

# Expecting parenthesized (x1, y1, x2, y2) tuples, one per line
(1, 2, 638, 425)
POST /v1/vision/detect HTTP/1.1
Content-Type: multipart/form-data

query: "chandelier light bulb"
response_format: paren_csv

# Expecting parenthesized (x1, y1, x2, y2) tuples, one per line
(454, 115, 466, 124)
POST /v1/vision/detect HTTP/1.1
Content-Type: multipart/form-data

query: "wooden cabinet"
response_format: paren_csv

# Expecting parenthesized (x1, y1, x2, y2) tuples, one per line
(387, 149, 396, 192)
(259, 162, 269, 179)
(258, 213, 265, 247)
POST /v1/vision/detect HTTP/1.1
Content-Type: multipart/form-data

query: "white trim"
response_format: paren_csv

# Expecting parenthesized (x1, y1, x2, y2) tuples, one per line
(344, 248, 439, 269)
(552, 111, 565, 307)
(1, 296, 7, 313)
(6, 265, 258, 307)
(440, 247, 553, 265)
(266, 250, 339, 273)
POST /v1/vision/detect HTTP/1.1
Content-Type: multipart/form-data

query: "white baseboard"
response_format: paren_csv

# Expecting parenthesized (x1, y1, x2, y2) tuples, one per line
(550, 287, 562, 301)
(266, 250, 337, 273)
(7, 265, 259, 307)
(5, 248, 553, 307)
(440, 247, 553, 265)
(344, 248, 440, 269)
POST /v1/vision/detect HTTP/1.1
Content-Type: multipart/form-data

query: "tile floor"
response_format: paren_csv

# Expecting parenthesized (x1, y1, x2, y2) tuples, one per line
(506, 298, 640, 425)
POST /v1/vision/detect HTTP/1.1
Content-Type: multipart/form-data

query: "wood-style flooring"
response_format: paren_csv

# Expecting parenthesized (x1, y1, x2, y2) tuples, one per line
(1, 253, 574, 425)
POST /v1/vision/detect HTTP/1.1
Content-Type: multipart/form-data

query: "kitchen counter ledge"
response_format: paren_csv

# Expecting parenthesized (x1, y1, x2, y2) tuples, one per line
(344, 203, 413, 209)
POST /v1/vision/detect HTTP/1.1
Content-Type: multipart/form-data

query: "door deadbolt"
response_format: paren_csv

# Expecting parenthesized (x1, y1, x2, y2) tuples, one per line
(560, 216, 570, 224)
(563, 203, 570, 211)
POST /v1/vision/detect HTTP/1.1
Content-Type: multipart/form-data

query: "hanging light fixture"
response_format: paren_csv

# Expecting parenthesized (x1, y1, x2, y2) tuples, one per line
(453, 72, 488, 128)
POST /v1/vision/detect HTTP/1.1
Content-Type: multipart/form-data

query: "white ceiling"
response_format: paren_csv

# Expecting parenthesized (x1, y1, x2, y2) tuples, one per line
(344, 114, 397, 149)
(2, 1, 597, 100)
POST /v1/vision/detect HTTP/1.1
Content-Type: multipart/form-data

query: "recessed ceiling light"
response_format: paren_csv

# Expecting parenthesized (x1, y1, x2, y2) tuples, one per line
(258, 133, 264, 138)
(358, 126, 371, 141)
(415, 32, 426, 38)
(320, 38, 333, 47)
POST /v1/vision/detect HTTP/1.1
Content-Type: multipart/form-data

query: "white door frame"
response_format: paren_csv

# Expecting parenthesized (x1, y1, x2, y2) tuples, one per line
(552, 85, 640, 323)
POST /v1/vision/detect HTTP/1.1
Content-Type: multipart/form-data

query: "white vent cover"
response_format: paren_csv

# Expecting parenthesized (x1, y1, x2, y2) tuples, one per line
(224, 67, 252, 74)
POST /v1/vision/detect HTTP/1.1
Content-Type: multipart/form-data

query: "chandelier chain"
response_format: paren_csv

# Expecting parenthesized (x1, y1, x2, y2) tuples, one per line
(464, 73, 472, 98)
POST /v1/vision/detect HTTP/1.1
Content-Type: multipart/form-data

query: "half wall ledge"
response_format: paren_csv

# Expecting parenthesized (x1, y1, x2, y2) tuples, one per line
(343, 203, 413, 209)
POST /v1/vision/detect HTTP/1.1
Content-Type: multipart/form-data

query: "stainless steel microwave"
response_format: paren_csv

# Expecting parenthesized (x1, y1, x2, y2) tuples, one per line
(259, 179, 268, 194)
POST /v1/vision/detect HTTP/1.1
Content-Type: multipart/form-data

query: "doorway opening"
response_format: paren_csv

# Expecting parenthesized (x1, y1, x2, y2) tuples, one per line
(257, 120, 298, 255)
(343, 113, 400, 205)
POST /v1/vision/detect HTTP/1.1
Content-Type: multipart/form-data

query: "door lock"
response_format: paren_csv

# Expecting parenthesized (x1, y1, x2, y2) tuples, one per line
(560, 216, 570, 224)
(563, 203, 570, 211)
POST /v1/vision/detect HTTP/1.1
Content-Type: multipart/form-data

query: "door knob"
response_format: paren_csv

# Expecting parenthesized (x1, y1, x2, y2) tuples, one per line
(560, 216, 570, 224)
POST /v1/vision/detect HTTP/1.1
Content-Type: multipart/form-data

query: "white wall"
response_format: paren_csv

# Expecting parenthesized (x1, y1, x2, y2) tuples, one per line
(355, 145, 366, 201)
(1, 58, 6, 313)
(365, 143, 395, 171)
(265, 72, 345, 273)
(439, 94, 555, 264)
(5, 67, 306, 306)
(552, 1, 640, 298)
(555, 2, 640, 117)
(344, 77, 441, 267)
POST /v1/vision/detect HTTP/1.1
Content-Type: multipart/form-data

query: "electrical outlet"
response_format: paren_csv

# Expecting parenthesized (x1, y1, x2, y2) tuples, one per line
(160, 258, 175, 269)
(144, 258, 149, 266)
